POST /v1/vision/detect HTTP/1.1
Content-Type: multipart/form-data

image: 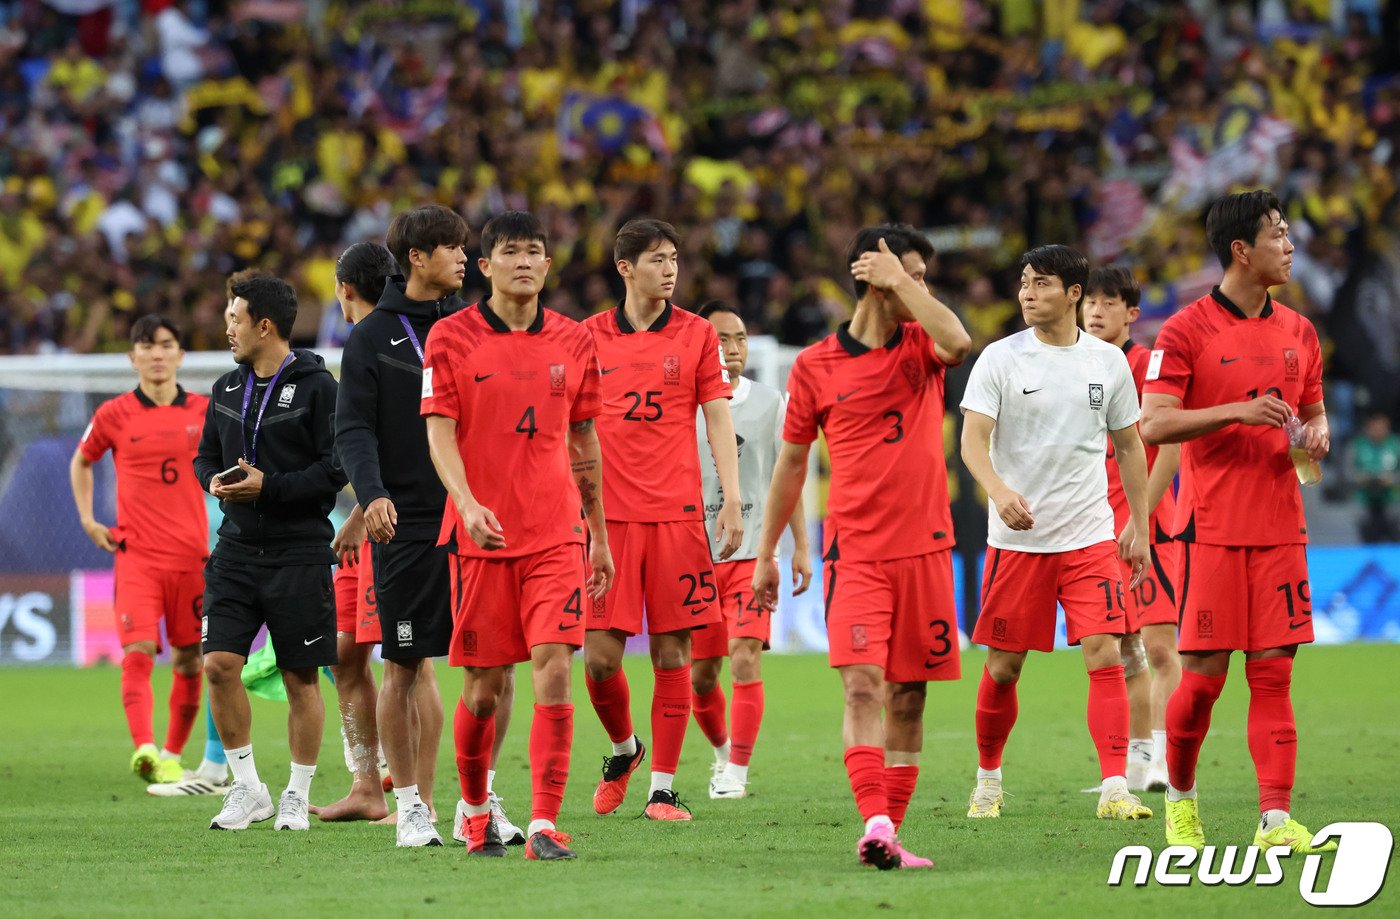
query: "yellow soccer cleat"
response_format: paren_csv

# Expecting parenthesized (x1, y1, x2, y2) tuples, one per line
(152, 757, 185, 784)
(967, 779, 1004, 818)
(1097, 788, 1152, 820)
(1164, 795, 1206, 849)
(1252, 818, 1339, 854)
(130, 743, 160, 783)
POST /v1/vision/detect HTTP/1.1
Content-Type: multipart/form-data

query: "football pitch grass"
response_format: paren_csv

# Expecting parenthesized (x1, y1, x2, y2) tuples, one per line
(2, 645, 1397, 917)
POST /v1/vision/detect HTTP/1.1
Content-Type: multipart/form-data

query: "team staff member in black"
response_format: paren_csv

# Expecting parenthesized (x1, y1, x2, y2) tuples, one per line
(197, 272, 346, 833)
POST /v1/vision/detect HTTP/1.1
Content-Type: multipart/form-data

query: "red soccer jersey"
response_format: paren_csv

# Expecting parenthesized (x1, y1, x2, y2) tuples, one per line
(1105, 339, 1178, 540)
(78, 387, 210, 569)
(584, 303, 732, 522)
(784, 322, 956, 563)
(420, 302, 602, 558)
(1143, 288, 1324, 546)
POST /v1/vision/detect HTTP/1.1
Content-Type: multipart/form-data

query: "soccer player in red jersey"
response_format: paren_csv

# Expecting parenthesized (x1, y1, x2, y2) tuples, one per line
(1082, 266, 1182, 792)
(582, 218, 743, 822)
(1140, 190, 1335, 853)
(690, 302, 812, 800)
(960, 245, 1154, 824)
(69, 315, 215, 787)
(754, 227, 972, 869)
(423, 211, 612, 861)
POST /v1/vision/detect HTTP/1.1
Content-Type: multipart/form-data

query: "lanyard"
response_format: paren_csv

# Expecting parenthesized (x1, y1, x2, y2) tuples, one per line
(398, 314, 424, 362)
(240, 352, 294, 464)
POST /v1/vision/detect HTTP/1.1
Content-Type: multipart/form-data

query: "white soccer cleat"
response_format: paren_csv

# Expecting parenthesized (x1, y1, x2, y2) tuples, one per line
(453, 799, 469, 844)
(209, 782, 274, 830)
(148, 773, 230, 797)
(396, 803, 444, 847)
(274, 789, 311, 831)
(709, 769, 747, 800)
(489, 793, 525, 845)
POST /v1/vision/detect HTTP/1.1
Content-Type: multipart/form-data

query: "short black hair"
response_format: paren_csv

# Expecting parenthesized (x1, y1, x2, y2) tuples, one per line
(335, 242, 398, 305)
(846, 224, 935, 300)
(1084, 266, 1141, 308)
(130, 314, 182, 347)
(1019, 245, 1089, 306)
(385, 205, 469, 278)
(1205, 189, 1285, 269)
(697, 300, 741, 321)
(230, 274, 298, 340)
(480, 210, 548, 258)
(614, 218, 681, 265)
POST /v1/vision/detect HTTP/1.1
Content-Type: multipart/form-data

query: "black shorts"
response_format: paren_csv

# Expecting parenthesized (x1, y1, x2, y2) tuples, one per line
(201, 557, 337, 670)
(372, 539, 452, 661)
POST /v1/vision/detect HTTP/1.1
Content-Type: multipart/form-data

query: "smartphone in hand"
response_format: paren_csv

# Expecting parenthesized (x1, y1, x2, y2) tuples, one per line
(215, 465, 248, 486)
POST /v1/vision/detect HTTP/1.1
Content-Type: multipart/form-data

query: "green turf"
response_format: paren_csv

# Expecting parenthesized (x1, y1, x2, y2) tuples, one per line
(1, 646, 1397, 917)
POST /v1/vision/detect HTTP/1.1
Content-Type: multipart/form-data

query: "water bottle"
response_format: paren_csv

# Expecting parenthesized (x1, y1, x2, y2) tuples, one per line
(1283, 416, 1322, 486)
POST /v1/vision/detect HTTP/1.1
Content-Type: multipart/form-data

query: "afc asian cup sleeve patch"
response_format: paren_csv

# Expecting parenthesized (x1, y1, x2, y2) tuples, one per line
(1145, 349, 1164, 381)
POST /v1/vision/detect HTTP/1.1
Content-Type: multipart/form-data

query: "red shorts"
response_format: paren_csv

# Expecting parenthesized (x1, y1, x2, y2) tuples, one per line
(114, 552, 204, 650)
(587, 520, 720, 635)
(823, 549, 960, 683)
(1123, 540, 1180, 633)
(691, 558, 768, 660)
(448, 543, 587, 667)
(1176, 543, 1312, 652)
(973, 541, 1125, 652)
(333, 540, 380, 643)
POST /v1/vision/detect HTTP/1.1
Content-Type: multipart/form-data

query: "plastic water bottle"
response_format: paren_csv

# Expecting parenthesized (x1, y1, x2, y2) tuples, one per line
(1283, 416, 1322, 486)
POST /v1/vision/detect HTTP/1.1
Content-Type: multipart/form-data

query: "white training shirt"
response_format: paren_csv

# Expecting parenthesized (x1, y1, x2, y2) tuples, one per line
(960, 328, 1140, 553)
(696, 376, 785, 562)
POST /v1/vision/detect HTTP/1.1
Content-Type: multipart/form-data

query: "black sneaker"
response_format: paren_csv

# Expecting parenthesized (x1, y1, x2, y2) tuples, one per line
(467, 813, 508, 857)
(642, 788, 693, 821)
(524, 829, 578, 861)
(592, 737, 646, 815)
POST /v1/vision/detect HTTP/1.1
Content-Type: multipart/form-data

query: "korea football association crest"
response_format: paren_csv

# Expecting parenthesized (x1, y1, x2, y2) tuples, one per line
(278, 383, 296, 407)
(1088, 383, 1105, 410)
(664, 354, 681, 385)
(1283, 348, 1300, 381)
(550, 363, 566, 396)
(396, 621, 414, 645)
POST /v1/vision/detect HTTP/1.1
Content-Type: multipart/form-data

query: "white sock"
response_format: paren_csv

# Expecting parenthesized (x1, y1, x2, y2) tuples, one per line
(526, 818, 555, 837)
(1100, 775, 1128, 796)
(463, 799, 490, 817)
(977, 767, 1002, 783)
(863, 815, 894, 834)
(197, 758, 228, 781)
(724, 762, 749, 784)
(1128, 739, 1153, 764)
(1151, 729, 1167, 766)
(393, 783, 424, 811)
(287, 762, 316, 799)
(487, 769, 496, 795)
(1261, 809, 1289, 831)
(1167, 783, 1197, 802)
(160, 748, 180, 761)
(612, 735, 638, 757)
(649, 772, 674, 795)
(713, 741, 731, 765)
(226, 744, 259, 787)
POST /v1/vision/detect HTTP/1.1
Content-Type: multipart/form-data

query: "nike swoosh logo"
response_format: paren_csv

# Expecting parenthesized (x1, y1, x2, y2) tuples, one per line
(557, 623, 579, 631)
(662, 712, 686, 718)
(475, 373, 495, 382)
(1288, 619, 1311, 630)
(1273, 739, 1297, 745)
(130, 435, 149, 442)
(303, 636, 323, 646)
(1022, 387, 1042, 395)
(225, 383, 242, 392)
(1105, 613, 1124, 621)
(836, 389, 860, 401)
(600, 367, 619, 375)
(1220, 356, 1240, 364)
(391, 337, 410, 346)
(237, 753, 251, 760)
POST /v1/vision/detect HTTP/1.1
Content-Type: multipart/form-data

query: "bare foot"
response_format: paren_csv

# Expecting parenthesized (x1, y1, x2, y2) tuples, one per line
(313, 789, 390, 822)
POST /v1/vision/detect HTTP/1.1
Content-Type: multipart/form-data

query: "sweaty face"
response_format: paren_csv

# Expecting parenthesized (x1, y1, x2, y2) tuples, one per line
(709, 310, 748, 378)
(1082, 293, 1136, 344)
(129, 327, 183, 384)
(1243, 210, 1294, 288)
(225, 298, 264, 365)
(481, 236, 551, 300)
(1018, 265, 1079, 329)
(412, 243, 468, 295)
(621, 239, 678, 301)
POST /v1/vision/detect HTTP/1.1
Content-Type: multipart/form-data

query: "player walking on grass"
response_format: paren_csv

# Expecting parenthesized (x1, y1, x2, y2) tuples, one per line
(960, 245, 1154, 824)
(754, 226, 972, 870)
(1082, 267, 1182, 792)
(70, 315, 225, 790)
(424, 211, 612, 860)
(582, 219, 743, 821)
(1140, 190, 1336, 854)
(690, 301, 812, 800)
(196, 273, 346, 832)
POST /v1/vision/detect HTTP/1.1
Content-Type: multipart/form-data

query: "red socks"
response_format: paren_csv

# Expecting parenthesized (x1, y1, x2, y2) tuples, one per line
(120, 651, 155, 748)
(585, 670, 633, 743)
(1245, 657, 1297, 812)
(164, 671, 202, 755)
(529, 703, 573, 824)
(974, 667, 1018, 769)
(729, 680, 764, 767)
(843, 745, 888, 821)
(691, 686, 728, 748)
(1165, 669, 1226, 791)
(885, 765, 919, 830)
(651, 665, 691, 774)
(454, 699, 495, 806)
(1087, 664, 1130, 779)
